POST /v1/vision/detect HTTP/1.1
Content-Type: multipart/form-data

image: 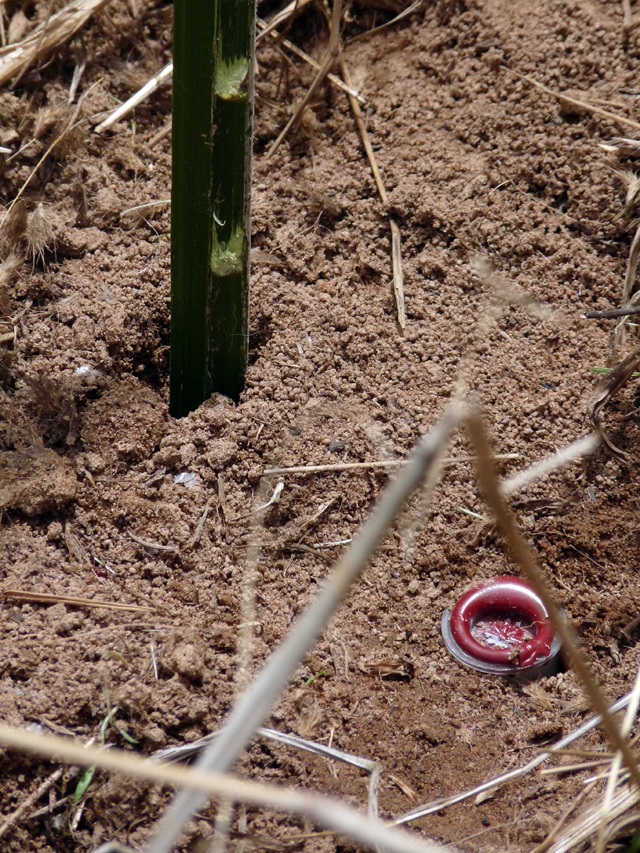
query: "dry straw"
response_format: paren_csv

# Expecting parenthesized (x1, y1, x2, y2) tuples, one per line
(0, 722, 449, 853)
(146, 404, 466, 852)
(0, 0, 111, 87)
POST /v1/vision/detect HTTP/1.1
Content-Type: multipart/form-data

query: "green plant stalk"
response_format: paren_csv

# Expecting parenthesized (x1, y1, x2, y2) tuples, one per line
(170, 0, 255, 417)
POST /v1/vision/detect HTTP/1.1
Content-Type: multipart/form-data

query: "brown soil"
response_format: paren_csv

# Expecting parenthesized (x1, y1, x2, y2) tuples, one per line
(1, 0, 640, 851)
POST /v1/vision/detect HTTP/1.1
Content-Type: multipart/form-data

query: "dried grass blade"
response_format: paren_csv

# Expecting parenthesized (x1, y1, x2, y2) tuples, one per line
(465, 411, 640, 792)
(530, 780, 600, 853)
(257, 18, 365, 104)
(94, 62, 173, 133)
(3, 589, 153, 613)
(153, 726, 379, 773)
(394, 693, 634, 825)
(545, 784, 640, 853)
(587, 345, 640, 460)
(595, 659, 640, 852)
(0, 0, 112, 87)
(146, 404, 466, 853)
(390, 217, 405, 329)
(266, 0, 343, 158)
(263, 452, 518, 476)
(0, 724, 452, 853)
(604, 809, 640, 848)
(510, 69, 640, 132)
(502, 433, 600, 496)
(339, 55, 406, 329)
(348, 0, 423, 41)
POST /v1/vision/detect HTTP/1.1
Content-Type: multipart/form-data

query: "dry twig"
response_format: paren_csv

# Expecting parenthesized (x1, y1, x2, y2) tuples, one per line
(263, 452, 518, 476)
(583, 305, 640, 320)
(339, 55, 405, 329)
(3, 589, 153, 613)
(510, 69, 640, 132)
(94, 63, 173, 133)
(394, 693, 635, 824)
(0, 767, 66, 840)
(258, 16, 364, 102)
(267, 0, 344, 158)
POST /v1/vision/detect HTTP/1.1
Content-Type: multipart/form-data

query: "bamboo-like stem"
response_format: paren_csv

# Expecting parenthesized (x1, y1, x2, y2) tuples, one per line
(170, 0, 255, 417)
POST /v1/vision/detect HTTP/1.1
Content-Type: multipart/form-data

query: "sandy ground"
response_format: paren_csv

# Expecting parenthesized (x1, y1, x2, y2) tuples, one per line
(0, 0, 640, 850)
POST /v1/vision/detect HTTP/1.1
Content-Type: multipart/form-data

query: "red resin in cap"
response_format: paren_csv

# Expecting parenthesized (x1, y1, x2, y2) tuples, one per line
(449, 576, 554, 668)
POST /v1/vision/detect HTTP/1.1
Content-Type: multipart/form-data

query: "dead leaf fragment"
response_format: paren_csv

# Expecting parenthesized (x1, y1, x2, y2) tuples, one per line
(360, 659, 415, 681)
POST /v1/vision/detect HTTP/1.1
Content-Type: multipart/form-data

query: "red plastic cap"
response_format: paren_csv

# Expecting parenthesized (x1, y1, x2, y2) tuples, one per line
(448, 576, 555, 669)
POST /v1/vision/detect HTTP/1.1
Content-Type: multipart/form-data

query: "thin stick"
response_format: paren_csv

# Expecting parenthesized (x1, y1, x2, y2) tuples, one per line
(94, 63, 173, 133)
(3, 589, 153, 614)
(190, 499, 212, 547)
(501, 433, 600, 496)
(583, 305, 640, 319)
(465, 411, 640, 792)
(267, 0, 343, 158)
(595, 659, 640, 852)
(0, 767, 65, 839)
(148, 121, 171, 147)
(155, 723, 383, 822)
(155, 726, 380, 775)
(257, 18, 365, 104)
(541, 760, 614, 776)
(0, 724, 451, 853)
(263, 452, 519, 476)
(339, 55, 405, 329)
(256, 0, 314, 42)
(509, 69, 640, 132)
(395, 691, 634, 825)
(126, 531, 176, 553)
(147, 404, 466, 853)
(120, 199, 170, 217)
